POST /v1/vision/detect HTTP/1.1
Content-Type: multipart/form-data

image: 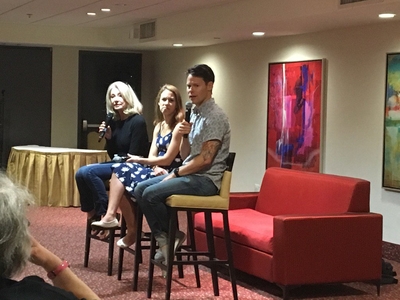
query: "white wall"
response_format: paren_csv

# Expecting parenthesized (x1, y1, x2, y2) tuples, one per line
(147, 20, 400, 244)
(51, 47, 79, 147)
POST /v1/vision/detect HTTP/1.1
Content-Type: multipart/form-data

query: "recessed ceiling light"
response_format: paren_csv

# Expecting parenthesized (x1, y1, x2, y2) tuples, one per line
(252, 32, 265, 37)
(101, 8, 111, 12)
(379, 13, 396, 19)
(87, 12, 96, 16)
(173, 43, 183, 47)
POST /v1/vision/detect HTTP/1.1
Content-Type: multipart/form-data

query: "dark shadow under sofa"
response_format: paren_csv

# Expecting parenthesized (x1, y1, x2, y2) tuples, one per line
(194, 167, 383, 299)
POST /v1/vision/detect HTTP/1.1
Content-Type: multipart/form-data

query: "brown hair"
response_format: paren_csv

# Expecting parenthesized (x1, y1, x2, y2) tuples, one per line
(153, 84, 183, 128)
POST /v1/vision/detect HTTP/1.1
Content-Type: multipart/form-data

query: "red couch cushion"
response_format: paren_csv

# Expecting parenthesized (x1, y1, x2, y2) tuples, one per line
(255, 167, 370, 216)
(194, 208, 274, 254)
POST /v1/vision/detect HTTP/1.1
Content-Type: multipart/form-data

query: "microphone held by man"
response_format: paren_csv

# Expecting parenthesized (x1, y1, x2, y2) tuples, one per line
(184, 101, 192, 138)
(98, 113, 114, 142)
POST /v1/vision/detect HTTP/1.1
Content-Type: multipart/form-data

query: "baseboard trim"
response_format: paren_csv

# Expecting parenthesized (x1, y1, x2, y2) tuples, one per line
(383, 241, 400, 262)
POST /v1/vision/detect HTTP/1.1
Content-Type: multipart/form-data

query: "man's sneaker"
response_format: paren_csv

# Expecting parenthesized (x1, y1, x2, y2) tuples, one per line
(155, 231, 186, 278)
(154, 248, 164, 262)
(174, 230, 186, 253)
(155, 232, 169, 264)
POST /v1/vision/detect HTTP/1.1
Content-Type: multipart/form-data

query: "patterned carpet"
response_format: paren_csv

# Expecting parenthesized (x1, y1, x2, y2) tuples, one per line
(14, 206, 400, 300)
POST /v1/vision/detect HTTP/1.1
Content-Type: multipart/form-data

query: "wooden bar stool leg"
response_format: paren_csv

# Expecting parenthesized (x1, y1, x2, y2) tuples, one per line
(223, 211, 238, 300)
(133, 207, 144, 291)
(117, 217, 127, 280)
(175, 211, 184, 279)
(165, 208, 178, 300)
(186, 210, 201, 287)
(84, 218, 91, 268)
(205, 211, 219, 296)
(107, 229, 116, 276)
(147, 234, 157, 298)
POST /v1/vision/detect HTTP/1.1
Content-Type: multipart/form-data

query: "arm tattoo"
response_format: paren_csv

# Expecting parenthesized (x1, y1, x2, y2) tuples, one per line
(201, 140, 221, 163)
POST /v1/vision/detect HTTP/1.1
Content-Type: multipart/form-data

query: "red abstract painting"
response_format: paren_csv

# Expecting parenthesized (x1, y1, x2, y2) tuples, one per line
(383, 53, 400, 190)
(267, 59, 323, 172)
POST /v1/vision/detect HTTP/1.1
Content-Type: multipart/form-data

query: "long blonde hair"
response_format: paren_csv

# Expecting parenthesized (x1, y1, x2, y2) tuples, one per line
(105, 81, 143, 120)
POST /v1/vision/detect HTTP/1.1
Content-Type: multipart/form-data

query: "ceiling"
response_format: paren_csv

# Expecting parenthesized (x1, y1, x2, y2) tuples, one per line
(0, 0, 399, 50)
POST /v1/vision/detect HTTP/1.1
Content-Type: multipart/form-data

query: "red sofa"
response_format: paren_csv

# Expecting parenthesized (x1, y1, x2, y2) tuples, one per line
(194, 167, 383, 299)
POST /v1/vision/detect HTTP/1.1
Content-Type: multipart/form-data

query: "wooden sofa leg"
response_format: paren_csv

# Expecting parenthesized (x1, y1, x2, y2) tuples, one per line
(283, 287, 290, 300)
(375, 280, 381, 296)
(278, 284, 290, 300)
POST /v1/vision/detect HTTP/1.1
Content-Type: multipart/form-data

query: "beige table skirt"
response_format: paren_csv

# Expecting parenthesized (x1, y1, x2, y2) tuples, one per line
(6, 145, 109, 207)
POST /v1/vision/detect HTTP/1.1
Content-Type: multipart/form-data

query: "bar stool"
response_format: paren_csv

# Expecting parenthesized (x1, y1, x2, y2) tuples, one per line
(83, 179, 121, 276)
(147, 152, 238, 300)
(117, 201, 184, 290)
(84, 214, 121, 276)
(117, 203, 151, 290)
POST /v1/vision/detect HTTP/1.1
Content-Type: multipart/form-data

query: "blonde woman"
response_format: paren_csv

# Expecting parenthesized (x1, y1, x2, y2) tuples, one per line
(75, 81, 149, 224)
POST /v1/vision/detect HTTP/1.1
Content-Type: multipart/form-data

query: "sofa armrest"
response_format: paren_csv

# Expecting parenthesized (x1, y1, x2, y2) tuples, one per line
(272, 213, 382, 285)
(229, 192, 258, 210)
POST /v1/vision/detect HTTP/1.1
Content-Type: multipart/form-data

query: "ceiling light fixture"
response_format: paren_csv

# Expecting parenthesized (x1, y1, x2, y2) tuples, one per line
(252, 32, 265, 37)
(379, 13, 396, 19)
(87, 12, 96, 16)
(173, 43, 183, 47)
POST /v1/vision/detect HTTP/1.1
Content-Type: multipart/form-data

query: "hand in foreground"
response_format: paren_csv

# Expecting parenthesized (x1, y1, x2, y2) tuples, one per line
(126, 154, 141, 163)
(162, 172, 175, 182)
(153, 166, 168, 176)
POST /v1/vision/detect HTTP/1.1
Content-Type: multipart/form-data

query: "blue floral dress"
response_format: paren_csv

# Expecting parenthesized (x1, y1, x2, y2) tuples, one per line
(111, 131, 182, 196)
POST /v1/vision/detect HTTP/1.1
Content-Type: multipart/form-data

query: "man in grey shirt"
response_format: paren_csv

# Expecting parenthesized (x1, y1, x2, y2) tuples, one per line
(134, 64, 231, 263)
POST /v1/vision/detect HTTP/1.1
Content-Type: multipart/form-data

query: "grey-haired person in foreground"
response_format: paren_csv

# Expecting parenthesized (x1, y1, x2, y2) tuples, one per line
(0, 173, 99, 300)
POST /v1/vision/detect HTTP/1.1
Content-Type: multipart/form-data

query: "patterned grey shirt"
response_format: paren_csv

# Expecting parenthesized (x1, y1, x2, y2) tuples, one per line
(183, 98, 231, 189)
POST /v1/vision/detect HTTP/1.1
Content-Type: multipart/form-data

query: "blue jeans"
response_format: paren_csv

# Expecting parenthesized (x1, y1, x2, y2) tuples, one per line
(75, 162, 114, 216)
(134, 174, 218, 237)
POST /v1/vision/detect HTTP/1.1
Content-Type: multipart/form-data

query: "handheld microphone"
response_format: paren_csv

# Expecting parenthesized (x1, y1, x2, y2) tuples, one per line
(184, 101, 192, 138)
(98, 113, 114, 142)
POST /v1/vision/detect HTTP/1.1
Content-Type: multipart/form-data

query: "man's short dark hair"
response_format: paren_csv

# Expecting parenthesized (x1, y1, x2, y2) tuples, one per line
(187, 64, 215, 83)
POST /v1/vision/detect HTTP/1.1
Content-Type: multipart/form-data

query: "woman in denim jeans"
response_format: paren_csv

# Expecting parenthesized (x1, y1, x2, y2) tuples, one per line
(75, 81, 149, 223)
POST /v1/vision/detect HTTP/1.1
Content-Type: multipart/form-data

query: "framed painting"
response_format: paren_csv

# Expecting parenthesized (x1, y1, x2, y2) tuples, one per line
(267, 59, 323, 172)
(383, 53, 400, 190)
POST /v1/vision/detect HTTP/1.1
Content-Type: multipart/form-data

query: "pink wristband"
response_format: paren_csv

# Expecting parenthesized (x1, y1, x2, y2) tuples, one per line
(47, 260, 69, 279)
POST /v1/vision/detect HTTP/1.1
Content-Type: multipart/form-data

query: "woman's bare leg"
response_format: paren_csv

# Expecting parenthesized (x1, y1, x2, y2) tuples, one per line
(119, 195, 137, 246)
(100, 173, 125, 222)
